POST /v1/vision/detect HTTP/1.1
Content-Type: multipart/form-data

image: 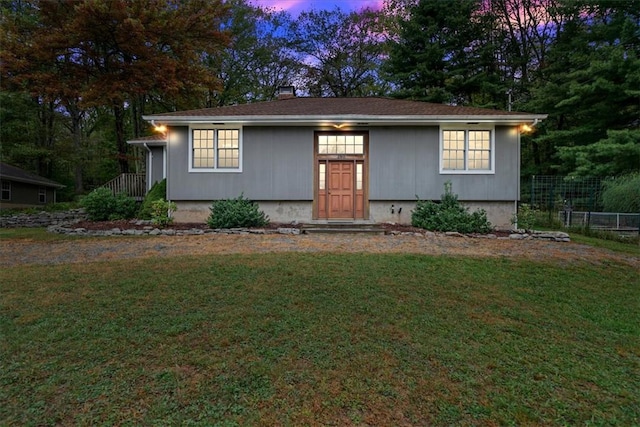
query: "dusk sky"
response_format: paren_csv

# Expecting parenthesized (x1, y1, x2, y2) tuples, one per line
(253, 0, 384, 16)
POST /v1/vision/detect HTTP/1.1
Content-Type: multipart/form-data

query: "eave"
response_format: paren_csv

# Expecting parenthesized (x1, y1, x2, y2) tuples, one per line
(142, 114, 548, 127)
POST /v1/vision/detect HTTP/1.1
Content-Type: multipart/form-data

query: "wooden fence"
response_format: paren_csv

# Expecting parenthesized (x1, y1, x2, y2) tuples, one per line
(102, 174, 146, 200)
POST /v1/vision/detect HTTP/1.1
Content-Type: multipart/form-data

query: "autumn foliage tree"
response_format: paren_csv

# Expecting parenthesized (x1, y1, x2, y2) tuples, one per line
(2, 0, 230, 174)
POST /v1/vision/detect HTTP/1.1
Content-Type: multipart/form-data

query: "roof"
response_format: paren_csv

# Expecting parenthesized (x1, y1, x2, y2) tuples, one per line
(0, 162, 65, 189)
(127, 133, 168, 146)
(143, 97, 547, 126)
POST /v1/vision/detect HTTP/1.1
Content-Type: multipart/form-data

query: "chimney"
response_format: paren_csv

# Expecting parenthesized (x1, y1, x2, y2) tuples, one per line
(277, 85, 296, 100)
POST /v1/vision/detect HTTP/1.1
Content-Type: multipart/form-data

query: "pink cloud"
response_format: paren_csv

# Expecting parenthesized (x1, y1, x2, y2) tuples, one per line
(252, 0, 383, 16)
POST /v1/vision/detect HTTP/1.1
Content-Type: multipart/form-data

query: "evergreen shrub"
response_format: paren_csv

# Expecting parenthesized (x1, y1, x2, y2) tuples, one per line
(412, 182, 492, 233)
(138, 179, 167, 220)
(207, 194, 269, 229)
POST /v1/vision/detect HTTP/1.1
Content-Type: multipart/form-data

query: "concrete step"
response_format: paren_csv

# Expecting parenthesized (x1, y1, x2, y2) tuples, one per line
(300, 223, 386, 235)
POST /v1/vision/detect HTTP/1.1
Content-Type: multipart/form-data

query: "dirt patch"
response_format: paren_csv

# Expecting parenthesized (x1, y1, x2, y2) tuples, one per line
(1, 226, 638, 268)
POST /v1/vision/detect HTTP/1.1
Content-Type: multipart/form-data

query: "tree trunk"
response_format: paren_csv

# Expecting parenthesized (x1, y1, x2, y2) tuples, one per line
(113, 104, 129, 173)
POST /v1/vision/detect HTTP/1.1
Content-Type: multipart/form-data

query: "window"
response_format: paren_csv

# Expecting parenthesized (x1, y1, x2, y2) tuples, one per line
(39, 187, 46, 203)
(1, 182, 10, 201)
(318, 134, 364, 154)
(441, 128, 493, 173)
(190, 127, 241, 171)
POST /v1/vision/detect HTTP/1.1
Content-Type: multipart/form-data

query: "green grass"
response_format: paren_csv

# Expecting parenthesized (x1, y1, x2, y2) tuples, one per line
(1, 253, 638, 425)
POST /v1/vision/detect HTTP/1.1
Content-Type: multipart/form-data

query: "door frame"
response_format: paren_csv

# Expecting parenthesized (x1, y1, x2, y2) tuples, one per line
(313, 131, 369, 220)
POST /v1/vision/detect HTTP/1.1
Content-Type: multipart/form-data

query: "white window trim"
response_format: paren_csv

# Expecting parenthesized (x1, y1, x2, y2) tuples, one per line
(439, 125, 495, 175)
(1, 181, 11, 201)
(188, 125, 243, 173)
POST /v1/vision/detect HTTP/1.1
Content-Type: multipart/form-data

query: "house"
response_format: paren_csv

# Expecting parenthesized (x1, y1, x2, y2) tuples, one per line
(129, 91, 546, 227)
(0, 162, 65, 209)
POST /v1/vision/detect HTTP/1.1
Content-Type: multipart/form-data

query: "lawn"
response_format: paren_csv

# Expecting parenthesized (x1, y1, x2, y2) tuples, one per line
(1, 252, 638, 425)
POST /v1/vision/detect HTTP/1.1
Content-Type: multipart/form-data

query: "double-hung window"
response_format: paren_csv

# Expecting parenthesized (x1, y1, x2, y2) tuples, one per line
(39, 187, 46, 203)
(1, 182, 10, 201)
(190, 127, 241, 172)
(440, 127, 494, 174)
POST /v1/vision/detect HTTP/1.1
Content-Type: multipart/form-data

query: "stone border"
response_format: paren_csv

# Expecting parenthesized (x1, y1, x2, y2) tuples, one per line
(1, 209, 87, 228)
(47, 222, 569, 241)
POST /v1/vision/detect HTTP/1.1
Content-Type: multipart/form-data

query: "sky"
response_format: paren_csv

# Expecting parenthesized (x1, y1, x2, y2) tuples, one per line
(253, 0, 384, 16)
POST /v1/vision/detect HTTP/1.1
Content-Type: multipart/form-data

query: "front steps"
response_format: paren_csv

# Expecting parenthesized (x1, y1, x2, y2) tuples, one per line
(300, 222, 386, 235)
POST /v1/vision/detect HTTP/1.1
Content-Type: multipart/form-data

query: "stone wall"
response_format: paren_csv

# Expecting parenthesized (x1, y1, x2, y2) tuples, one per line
(0, 209, 87, 228)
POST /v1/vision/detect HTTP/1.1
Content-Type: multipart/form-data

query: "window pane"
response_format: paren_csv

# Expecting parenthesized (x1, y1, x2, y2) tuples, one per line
(356, 163, 363, 190)
(317, 134, 364, 154)
(216, 129, 239, 169)
(319, 163, 326, 190)
(468, 130, 491, 170)
(193, 129, 215, 168)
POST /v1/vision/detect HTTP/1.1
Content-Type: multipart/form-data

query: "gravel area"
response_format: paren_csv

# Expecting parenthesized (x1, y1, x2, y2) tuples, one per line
(1, 231, 638, 268)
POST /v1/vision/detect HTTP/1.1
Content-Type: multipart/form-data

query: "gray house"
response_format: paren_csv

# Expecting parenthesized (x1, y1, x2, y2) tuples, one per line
(130, 94, 546, 227)
(0, 162, 65, 209)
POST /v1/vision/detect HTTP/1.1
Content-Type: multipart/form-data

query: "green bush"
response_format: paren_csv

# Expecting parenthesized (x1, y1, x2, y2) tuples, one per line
(138, 179, 167, 220)
(412, 182, 492, 234)
(511, 203, 537, 231)
(81, 187, 137, 221)
(207, 194, 269, 229)
(151, 199, 177, 227)
(601, 173, 640, 213)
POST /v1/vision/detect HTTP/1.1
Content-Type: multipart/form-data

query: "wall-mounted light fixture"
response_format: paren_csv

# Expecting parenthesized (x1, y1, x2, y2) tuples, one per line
(332, 123, 349, 129)
(151, 120, 167, 133)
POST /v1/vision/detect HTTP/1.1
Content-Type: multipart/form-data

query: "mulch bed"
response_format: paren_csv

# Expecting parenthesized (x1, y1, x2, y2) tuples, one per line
(71, 219, 428, 234)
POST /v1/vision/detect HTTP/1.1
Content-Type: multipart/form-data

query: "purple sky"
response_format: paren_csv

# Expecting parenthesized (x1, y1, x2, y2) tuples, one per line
(252, 0, 384, 16)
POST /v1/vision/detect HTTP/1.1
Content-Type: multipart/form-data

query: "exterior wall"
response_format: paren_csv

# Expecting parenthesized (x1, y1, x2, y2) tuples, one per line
(149, 146, 165, 189)
(0, 179, 56, 209)
(173, 200, 514, 228)
(369, 126, 519, 201)
(368, 200, 514, 229)
(167, 124, 520, 227)
(172, 201, 312, 224)
(167, 126, 313, 201)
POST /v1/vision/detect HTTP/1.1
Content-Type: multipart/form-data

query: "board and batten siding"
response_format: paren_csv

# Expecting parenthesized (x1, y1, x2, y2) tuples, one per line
(167, 125, 519, 202)
(369, 126, 519, 201)
(167, 126, 313, 201)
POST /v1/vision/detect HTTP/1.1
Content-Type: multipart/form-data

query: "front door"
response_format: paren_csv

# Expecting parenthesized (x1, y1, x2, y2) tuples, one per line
(315, 132, 368, 220)
(328, 161, 354, 218)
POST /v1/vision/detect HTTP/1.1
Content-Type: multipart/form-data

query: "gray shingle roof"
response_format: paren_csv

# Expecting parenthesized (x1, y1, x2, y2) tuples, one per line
(0, 162, 65, 188)
(144, 97, 544, 121)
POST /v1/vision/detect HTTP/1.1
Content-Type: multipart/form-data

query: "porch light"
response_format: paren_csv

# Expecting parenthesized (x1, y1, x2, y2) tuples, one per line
(521, 124, 533, 133)
(332, 123, 349, 129)
(154, 124, 167, 133)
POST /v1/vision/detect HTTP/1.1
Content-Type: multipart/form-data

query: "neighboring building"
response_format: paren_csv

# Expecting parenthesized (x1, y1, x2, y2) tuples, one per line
(130, 93, 546, 227)
(0, 162, 65, 209)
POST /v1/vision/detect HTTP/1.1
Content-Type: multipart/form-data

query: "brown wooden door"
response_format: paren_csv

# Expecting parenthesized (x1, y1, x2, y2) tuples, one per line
(328, 161, 354, 218)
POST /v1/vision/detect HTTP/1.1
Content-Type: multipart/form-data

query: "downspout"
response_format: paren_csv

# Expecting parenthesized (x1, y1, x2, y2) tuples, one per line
(143, 143, 153, 192)
(515, 127, 521, 230)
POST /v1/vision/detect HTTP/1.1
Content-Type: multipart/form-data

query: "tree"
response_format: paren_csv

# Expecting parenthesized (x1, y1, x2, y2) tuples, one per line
(2, 0, 230, 174)
(384, 0, 505, 105)
(524, 0, 640, 176)
(205, 0, 301, 106)
(292, 8, 389, 97)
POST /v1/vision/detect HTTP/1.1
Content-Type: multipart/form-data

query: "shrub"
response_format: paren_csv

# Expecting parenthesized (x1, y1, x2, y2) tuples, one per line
(138, 179, 167, 220)
(411, 182, 492, 234)
(150, 199, 177, 227)
(511, 203, 537, 231)
(207, 194, 269, 229)
(601, 173, 640, 213)
(81, 187, 137, 221)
